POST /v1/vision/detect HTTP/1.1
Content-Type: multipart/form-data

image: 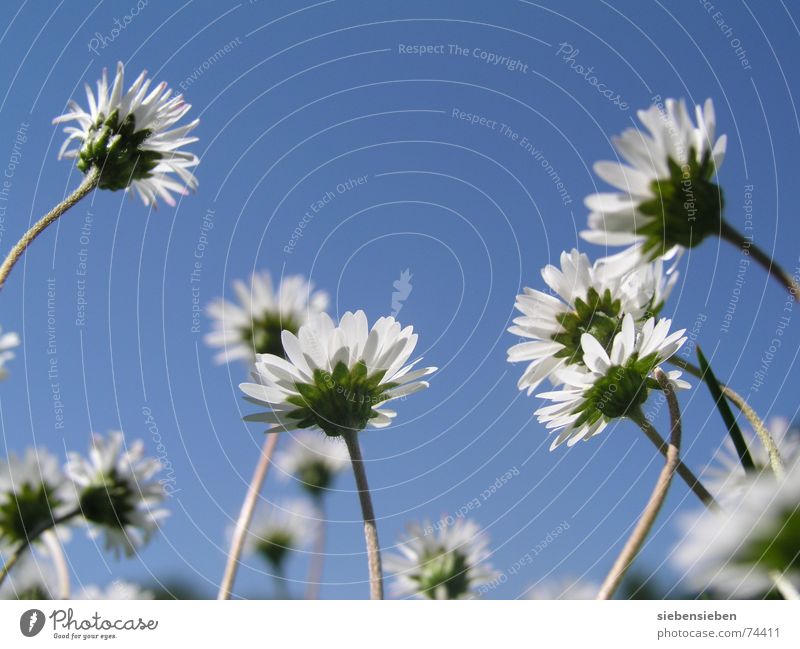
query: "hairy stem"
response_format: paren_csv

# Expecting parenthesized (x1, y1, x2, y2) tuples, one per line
(0, 166, 100, 291)
(42, 530, 71, 599)
(631, 411, 716, 508)
(598, 369, 682, 599)
(342, 431, 383, 600)
(217, 433, 280, 600)
(671, 357, 785, 478)
(720, 220, 800, 301)
(306, 499, 327, 600)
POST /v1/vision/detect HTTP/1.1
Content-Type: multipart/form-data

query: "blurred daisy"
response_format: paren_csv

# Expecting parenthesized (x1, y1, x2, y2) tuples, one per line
(674, 459, 800, 597)
(275, 431, 348, 497)
(704, 417, 800, 503)
(536, 314, 688, 450)
(206, 272, 328, 364)
(76, 580, 154, 600)
(0, 326, 20, 381)
(508, 250, 676, 394)
(385, 518, 499, 599)
(240, 310, 436, 436)
(53, 61, 199, 206)
(66, 431, 168, 558)
(0, 549, 58, 600)
(583, 98, 727, 272)
(527, 575, 599, 600)
(241, 499, 315, 571)
(0, 448, 73, 548)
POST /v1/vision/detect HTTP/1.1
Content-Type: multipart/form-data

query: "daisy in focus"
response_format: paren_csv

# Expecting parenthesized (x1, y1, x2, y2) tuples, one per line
(385, 518, 499, 600)
(240, 310, 436, 437)
(205, 272, 328, 364)
(275, 431, 348, 498)
(535, 314, 688, 449)
(0, 326, 20, 381)
(66, 431, 168, 558)
(508, 250, 676, 394)
(674, 459, 800, 598)
(53, 61, 199, 206)
(582, 97, 727, 272)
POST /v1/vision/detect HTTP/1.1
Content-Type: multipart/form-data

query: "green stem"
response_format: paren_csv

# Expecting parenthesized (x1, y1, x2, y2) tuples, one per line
(720, 219, 800, 301)
(670, 357, 785, 479)
(0, 166, 100, 291)
(630, 411, 716, 508)
(342, 430, 383, 600)
(598, 369, 683, 600)
(0, 508, 81, 588)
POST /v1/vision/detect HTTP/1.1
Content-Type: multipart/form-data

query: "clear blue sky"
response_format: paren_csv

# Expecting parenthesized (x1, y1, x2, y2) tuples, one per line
(0, 0, 798, 599)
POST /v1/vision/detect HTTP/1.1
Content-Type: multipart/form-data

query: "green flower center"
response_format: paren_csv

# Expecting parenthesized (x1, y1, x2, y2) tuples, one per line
(77, 109, 162, 191)
(78, 470, 136, 529)
(637, 149, 724, 258)
(297, 461, 333, 495)
(412, 548, 471, 599)
(286, 361, 397, 438)
(0, 483, 61, 545)
(571, 353, 662, 427)
(242, 313, 300, 357)
(256, 530, 294, 569)
(552, 287, 623, 365)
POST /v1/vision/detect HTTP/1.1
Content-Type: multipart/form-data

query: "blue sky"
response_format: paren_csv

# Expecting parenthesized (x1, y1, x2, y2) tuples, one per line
(0, 0, 798, 599)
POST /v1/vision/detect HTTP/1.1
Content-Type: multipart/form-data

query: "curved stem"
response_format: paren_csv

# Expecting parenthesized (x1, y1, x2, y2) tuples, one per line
(597, 369, 682, 599)
(631, 411, 716, 508)
(342, 431, 383, 600)
(217, 433, 280, 600)
(305, 498, 327, 600)
(0, 508, 81, 588)
(720, 220, 800, 301)
(670, 358, 785, 478)
(42, 530, 71, 599)
(0, 166, 100, 292)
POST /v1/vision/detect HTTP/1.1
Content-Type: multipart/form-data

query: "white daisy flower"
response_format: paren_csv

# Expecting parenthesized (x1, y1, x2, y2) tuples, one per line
(0, 448, 74, 548)
(674, 458, 800, 597)
(0, 326, 20, 381)
(65, 431, 168, 558)
(385, 518, 500, 599)
(526, 575, 599, 600)
(240, 499, 315, 570)
(275, 431, 349, 496)
(53, 61, 199, 207)
(508, 250, 676, 394)
(582, 98, 727, 272)
(704, 417, 800, 503)
(536, 314, 688, 450)
(76, 580, 154, 600)
(205, 272, 329, 365)
(240, 310, 436, 437)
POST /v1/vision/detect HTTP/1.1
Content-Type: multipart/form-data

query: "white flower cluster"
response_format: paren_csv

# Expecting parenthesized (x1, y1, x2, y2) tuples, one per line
(0, 432, 168, 561)
(508, 248, 687, 450)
